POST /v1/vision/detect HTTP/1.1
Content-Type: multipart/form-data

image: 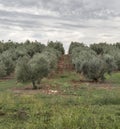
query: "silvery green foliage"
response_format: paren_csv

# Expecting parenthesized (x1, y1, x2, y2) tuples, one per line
(69, 42, 85, 54)
(16, 54, 49, 89)
(103, 54, 117, 74)
(70, 42, 118, 81)
(15, 43, 62, 89)
(42, 47, 61, 71)
(116, 42, 120, 49)
(24, 40, 46, 57)
(47, 41, 65, 54)
(0, 61, 6, 78)
(0, 50, 15, 75)
(71, 47, 96, 73)
(15, 56, 30, 82)
(71, 50, 107, 81)
(90, 43, 120, 71)
(15, 46, 28, 58)
(90, 43, 109, 55)
(29, 54, 49, 81)
(107, 48, 120, 70)
(0, 40, 17, 53)
(82, 57, 106, 81)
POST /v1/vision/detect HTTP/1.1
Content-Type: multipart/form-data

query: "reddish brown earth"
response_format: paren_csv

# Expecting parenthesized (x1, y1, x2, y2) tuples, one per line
(57, 54, 74, 73)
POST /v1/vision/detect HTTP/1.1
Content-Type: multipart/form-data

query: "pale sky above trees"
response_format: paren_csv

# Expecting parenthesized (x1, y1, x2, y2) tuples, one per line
(0, 0, 120, 51)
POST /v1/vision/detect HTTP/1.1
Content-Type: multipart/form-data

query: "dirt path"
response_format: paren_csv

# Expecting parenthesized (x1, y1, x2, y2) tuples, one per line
(57, 54, 73, 73)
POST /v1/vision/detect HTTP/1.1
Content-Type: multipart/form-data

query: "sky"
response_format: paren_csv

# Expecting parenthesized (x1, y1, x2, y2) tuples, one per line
(0, 0, 120, 52)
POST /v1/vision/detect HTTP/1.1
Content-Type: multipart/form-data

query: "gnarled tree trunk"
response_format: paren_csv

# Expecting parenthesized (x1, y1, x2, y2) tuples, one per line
(32, 80, 37, 89)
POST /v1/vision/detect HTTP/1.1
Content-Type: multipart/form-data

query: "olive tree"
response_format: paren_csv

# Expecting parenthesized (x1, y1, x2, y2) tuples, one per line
(16, 54, 49, 89)
(81, 57, 107, 81)
(73, 51, 101, 81)
(73, 53, 108, 82)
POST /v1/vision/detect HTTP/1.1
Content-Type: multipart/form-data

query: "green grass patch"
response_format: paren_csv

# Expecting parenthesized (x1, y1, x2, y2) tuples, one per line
(0, 71, 120, 128)
(0, 79, 30, 92)
(106, 72, 120, 85)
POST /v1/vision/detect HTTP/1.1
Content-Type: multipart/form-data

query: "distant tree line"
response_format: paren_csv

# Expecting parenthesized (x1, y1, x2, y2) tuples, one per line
(0, 40, 120, 87)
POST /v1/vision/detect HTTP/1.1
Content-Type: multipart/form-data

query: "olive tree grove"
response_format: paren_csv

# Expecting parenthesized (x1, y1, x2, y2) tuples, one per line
(69, 42, 118, 82)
